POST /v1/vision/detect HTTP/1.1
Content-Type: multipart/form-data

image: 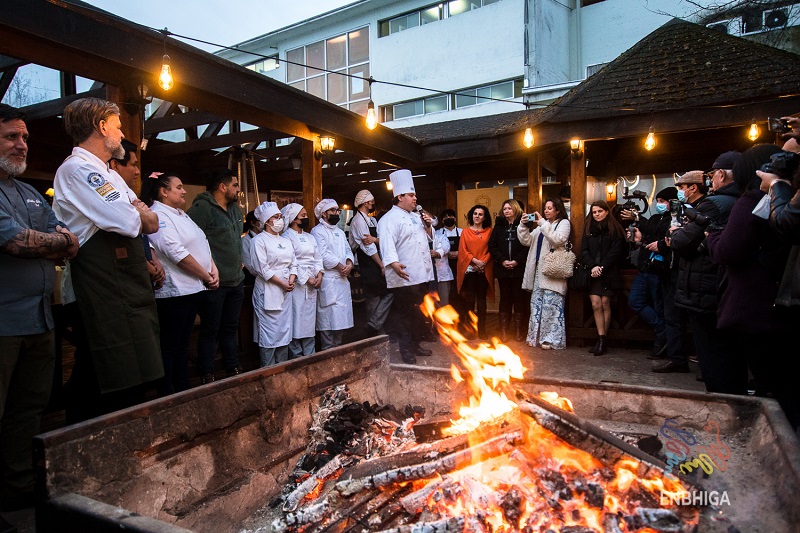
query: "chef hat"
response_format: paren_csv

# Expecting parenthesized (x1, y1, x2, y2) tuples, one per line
(280, 202, 303, 228)
(389, 169, 415, 196)
(314, 198, 339, 219)
(254, 201, 280, 224)
(354, 189, 374, 207)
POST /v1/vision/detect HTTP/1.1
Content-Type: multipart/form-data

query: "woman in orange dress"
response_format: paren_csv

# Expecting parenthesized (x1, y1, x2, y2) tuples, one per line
(456, 204, 494, 338)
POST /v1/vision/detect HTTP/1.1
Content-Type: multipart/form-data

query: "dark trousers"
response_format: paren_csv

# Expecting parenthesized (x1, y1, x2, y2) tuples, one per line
(628, 271, 665, 343)
(496, 277, 528, 315)
(0, 331, 54, 504)
(686, 310, 728, 392)
(662, 271, 688, 364)
(63, 303, 147, 424)
(156, 292, 202, 396)
(390, 283, 428, 355)
(196, 283, 244, 376)
(460, 272, 488, 334)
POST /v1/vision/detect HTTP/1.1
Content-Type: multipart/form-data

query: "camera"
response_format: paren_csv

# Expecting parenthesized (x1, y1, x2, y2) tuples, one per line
(768, 117, 791, 134)
(760, 151, 800, 181)
(682, 205, 710, 227)
(625, 209, 639, 243)
(618, 187, 650, 213)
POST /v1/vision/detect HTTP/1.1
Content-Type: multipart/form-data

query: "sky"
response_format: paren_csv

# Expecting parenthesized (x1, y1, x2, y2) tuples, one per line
(81, 0, 355, 52)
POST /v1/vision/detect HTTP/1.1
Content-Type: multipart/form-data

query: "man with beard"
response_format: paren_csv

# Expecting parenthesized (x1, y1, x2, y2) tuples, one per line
(0, 104, 78, 513)
(188, 169, 244, 383)
(53, 97, 163, 423)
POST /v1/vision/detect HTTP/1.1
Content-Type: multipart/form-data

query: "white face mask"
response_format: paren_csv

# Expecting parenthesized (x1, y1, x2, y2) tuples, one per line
(270, 218, 285, 233)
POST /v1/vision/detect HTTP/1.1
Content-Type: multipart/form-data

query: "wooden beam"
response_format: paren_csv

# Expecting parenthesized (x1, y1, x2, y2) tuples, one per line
(0, 55, 26, 70)
(18, 88, 106, 121)
(0, 65, 18, 100)
(302, 139, 322, 227)
(526, 153, 541, 215)
(146, 128, 277, 157)
(144, 110, 227, 135)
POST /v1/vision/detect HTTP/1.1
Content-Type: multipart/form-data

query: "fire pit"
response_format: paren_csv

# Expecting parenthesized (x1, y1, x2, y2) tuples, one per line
(34, 334, 800, 533)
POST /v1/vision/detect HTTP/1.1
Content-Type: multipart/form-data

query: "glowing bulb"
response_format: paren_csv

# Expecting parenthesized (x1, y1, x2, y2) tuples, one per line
(366, 100, 377, 130)
(748, 120, 760, 141)
(644, 128, 656, 151)
(158, 54, 174, 91)
(386, 180, 393, 191)
(523, 127, 534, 148)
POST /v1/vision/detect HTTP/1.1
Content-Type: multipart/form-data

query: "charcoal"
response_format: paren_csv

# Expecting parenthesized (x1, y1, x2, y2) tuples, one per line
(573, 481, 605, 509)
(637, 435, 663, 456)
(499, 486, 524, 528)
(561, 527, 597, 533)
(602, 513, 624, 533)
(630, 508, 682, 532)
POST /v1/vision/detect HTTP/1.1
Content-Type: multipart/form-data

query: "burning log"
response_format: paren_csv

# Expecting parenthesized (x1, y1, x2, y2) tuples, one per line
(335, 431, 523, 497)
(373, 516, 464, 533)
(282, 454, 356, 512)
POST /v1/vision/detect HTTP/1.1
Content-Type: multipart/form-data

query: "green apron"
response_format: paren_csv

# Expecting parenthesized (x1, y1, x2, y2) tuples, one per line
(70, 229, 163, 393)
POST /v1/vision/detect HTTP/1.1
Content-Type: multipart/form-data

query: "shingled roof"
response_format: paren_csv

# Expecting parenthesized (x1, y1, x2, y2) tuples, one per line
(397, 18, 800, 144)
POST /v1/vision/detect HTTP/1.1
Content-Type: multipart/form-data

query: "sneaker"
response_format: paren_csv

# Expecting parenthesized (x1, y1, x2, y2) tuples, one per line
(541, 342, 553, 350)
(688, 355, 699, 364)
(225, 367, 242, 378)
(201, 373, 215, 384)
(652, 361, 691, 373)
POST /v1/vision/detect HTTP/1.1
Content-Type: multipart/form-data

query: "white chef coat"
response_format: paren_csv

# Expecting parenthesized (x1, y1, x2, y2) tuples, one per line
(284, 227, 323, 339)
(251, 232, 298, 348)
(53, 147, 144, 304)
(311, 220, 354, 331)
(241, 230, 259, 277)
(377, 205, 435, 289)
(149, 201, 212, 298)
(432, 231, 453, 282)
(348, 210, 378, 257)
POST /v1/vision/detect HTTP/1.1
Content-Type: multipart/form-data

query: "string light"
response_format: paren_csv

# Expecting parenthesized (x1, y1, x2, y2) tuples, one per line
(158, 54, 174, 90)
(523, 127, 534, 149)
(366, 77, 377, 130)
(644, 127, 656, 151)
(748, 119, 760, 141)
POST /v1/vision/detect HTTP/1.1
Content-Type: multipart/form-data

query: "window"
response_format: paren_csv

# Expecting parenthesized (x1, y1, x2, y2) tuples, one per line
(585, 62, 608, 78)
(285, 27, 370, 113)
(388, 79, 522, 119)
(379, 0, 502, 37)
(454, 80, 517, 109)
(246, 56, 279, 74)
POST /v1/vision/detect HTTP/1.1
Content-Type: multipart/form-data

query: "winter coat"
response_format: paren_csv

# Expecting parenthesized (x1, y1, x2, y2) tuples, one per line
(517, 217, 571, 295)
(488, 215, 528, 279)
(579, 220, 626, 291)
(187, 191, 244, 286)
(634, 212, 672, 275)
(706, 190, 790, 333)
(768, 180, 800, 307)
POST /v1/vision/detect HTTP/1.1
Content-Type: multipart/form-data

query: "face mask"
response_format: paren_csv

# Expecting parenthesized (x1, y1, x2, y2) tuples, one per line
(676, 189, 687, 203)
(270, 219, 285, 233)
(655, 203, 669, 214)
(443, 218, 455, 228)
(298, 218, 309, 230)
(327, 214, 341, 225)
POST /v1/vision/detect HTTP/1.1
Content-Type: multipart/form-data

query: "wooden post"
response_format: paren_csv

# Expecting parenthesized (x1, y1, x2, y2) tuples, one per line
(106, 84, 143, 195)
(302, 138, 323, 226)
(445, 176, 457, 211)
(568, 145, 587, 341)
(526, 152, 542, 214)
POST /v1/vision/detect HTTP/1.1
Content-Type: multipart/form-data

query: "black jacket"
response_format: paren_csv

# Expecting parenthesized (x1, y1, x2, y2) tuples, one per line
(634, 212, 673, 275)
(488, 216, 528, 278)
(580, 221, 626, 290)
(671, 185, 738, 313)
(769, 180, 800, 307)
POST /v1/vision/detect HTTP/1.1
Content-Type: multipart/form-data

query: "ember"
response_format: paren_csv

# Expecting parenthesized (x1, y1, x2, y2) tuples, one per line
(267, 298, 708, 532)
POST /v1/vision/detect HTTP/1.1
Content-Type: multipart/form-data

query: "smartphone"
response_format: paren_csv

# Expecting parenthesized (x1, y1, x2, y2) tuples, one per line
(767, 117, 791, 134)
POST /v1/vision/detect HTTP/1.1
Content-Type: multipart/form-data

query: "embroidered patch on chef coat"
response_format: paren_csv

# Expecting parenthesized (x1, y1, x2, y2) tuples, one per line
(87, 173, 106, 188)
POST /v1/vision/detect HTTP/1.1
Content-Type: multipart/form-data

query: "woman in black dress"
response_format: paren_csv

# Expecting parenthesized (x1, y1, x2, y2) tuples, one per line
(488, 199, 529, 341)
(580, 200, 626, 355)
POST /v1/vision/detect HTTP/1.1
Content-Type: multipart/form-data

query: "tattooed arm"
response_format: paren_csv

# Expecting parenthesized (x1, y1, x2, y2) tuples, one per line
(0, 225, 79, 260)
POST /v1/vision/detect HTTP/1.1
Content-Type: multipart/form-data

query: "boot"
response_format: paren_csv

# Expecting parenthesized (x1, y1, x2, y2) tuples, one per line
(498, 313, 511, 342)
(588, 338, 601, 354)
(514, 314, 526, 342)
(593, 335, 608, 356)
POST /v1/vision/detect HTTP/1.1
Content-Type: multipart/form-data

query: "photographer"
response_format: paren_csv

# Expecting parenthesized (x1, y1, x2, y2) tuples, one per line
(706, 145, 796, 429)
(621, 188, 677, 359)
(662, 166, 738, 379)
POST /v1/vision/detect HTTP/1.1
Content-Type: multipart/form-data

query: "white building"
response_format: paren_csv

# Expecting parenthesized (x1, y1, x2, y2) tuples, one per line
(218, 0, 800, 130)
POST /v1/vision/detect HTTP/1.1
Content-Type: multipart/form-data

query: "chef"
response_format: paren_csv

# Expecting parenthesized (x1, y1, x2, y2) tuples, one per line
(377, 169, 440, 364)
(250, 201, 297, 367)
(311, 198, 354, 350)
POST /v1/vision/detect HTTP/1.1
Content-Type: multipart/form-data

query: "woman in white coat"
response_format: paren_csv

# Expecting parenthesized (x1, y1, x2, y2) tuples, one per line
(281, 203, 324, 358)
(517, 197, 571, 349)
(251, 201, 297, 367)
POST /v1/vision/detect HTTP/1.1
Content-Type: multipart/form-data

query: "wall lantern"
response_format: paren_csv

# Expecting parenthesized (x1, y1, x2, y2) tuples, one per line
(316, 136, 335, 159)
(570, 139, 584, 159)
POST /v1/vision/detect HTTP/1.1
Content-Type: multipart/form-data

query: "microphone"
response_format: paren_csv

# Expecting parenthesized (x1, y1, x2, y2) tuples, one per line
(416, 205, 431, 228)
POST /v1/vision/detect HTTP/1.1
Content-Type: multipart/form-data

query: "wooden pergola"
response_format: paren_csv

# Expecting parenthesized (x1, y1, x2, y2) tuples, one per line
(3, 2, 800, 343)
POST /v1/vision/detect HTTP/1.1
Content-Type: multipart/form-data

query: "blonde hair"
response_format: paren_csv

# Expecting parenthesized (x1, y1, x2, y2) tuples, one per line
(502, 199, 523, 220)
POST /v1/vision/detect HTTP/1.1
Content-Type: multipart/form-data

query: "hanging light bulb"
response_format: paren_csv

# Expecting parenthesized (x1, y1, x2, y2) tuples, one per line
(748, 119, 760, 141)
(523, 127, 534, 149)
(385, 179, 393, 191)
(158, 54, 174, 91)
(366, 100, 377, 130)
(644, 127, 656, 151)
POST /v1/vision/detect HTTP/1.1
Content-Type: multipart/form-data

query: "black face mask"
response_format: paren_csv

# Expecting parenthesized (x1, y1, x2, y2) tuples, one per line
(327, 214, 341, 225)
(298, 218, 309, 230)
(443, 218, 456, 228)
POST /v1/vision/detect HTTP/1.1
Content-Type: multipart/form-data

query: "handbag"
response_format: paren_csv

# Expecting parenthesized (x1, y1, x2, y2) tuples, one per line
(542, 241, 576, 279)
(568, 261, 591, 291)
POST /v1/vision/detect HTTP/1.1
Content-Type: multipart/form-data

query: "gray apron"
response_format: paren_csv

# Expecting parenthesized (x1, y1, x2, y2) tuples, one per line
(70, 229, 163, 393)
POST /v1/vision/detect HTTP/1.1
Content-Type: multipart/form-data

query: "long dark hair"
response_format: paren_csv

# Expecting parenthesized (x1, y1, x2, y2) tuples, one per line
(466, 204, 492, 229)
(584, 200, 625, 238)
(140, 172, 178, 207)
(733, 143, 783, 194)
(545, 197, 567, 222)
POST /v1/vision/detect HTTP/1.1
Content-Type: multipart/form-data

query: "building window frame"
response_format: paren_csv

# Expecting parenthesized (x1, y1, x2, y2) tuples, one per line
(379, 0, 502, 37)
